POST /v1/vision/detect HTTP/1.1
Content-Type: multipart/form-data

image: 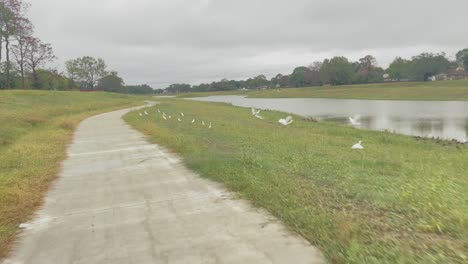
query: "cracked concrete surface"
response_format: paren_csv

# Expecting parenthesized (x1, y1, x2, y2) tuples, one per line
(3, 107, 324, 264)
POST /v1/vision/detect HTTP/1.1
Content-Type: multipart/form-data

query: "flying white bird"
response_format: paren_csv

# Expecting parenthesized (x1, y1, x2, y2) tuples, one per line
(348, 116, 361, 126)
(144, 111, 148, 115)
(254, 114, 264, 120)
(251, 108, 260, 115)
(192, 119, 195, 123)
(202, 121, 205, 126)
(208, 122, 212, 129)
(351, 140, 364, 149)
(279, 116, 293, 126)
(181, 112, 185, 117)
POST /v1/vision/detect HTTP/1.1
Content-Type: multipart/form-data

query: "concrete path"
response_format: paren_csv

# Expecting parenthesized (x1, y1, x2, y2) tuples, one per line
(4, 106, 324, 264)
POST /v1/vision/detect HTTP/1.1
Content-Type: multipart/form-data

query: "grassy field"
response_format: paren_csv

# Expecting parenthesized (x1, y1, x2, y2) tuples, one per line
(178, 80, 468, 101)
(125, 99, 467, 264)
(0, 90, 145, 258)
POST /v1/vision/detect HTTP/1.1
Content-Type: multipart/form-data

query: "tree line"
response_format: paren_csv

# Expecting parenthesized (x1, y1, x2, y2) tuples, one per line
(165, 49, 468, 93)
(0, 0, 153, 94)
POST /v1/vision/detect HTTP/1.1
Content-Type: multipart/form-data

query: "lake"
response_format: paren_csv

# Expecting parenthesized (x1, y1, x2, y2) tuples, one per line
(189, 95, 468, 142)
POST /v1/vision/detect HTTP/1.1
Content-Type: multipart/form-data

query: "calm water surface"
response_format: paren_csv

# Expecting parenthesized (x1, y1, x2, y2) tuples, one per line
(190, 96, 468, 142)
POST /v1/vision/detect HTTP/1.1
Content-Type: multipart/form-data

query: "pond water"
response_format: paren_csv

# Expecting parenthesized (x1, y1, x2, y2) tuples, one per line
(189, 95, 468, 142)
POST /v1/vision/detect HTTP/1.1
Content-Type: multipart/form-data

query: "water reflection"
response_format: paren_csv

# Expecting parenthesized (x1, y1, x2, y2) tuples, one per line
(189, 96, 468, 142)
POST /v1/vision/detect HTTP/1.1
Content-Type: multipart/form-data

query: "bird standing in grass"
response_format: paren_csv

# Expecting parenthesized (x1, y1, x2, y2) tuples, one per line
(181, 112, 185, 117)
(139, 113, 143, 116)
(352, 141, 364, 149)
(144, 111, 148, 115)
(192, 119, 195, 124)
(279, 116, 293, 126)
(202, 121, 205, 126)
(209, 122, 212, 129)
(162, 115, 167, 120)
(178, 118, 182, 122)
(157, 109, 161, 113)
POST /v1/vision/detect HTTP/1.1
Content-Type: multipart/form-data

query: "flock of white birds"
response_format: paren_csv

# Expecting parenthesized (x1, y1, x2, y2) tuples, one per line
(140, 108, 213, 129)
(139, 107, 364, 150)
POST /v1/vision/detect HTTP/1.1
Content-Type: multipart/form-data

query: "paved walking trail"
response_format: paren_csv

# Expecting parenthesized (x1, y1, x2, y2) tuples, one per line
(4, 106, 324, 264)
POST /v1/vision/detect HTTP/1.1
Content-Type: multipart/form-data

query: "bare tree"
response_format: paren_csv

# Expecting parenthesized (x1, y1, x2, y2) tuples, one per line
(11, 18, 32, 89)
(23, 36, 55, 89)
(11, 35, 28, 88)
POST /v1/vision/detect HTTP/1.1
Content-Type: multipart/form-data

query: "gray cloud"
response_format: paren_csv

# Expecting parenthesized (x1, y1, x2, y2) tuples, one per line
(29, 0, 468, 88)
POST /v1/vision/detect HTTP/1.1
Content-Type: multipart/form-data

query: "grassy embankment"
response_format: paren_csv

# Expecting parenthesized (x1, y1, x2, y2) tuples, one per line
(179, 80, 468, 100)
(125, 99, 467, 264)
(0, 90, 145, 258)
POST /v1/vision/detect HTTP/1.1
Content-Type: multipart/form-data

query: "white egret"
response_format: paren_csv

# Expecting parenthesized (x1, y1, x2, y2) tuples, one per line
(139, 113, 143, 116)
(348, 116, 361, 126)
(168, 115, 172, 119)
(178, 118, 182, 122)
(278, 116, 293, 126)
(254, 114, 264, 120)
(181, 112, 185, 117)
(144, 111, 148, 115)
(192, 119, 195, 124)
(351, 141, 364, 149)
(251, 108, 260, 115)
(157, 109, 161, 113)
(208, 122, 212, 129)
(162, 115, 167, 120)
(202, 121, 205, 126)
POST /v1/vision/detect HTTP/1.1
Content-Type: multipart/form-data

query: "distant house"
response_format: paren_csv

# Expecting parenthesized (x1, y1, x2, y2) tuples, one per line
(436, 67, 468, 81)
(382, 73, 391, 82)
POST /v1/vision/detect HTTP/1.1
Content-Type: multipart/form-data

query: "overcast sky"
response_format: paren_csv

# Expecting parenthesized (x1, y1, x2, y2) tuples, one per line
(29, 0, 468, 88)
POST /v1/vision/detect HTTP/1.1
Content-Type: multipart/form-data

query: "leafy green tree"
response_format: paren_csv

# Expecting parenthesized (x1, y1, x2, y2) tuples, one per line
(410, 52, 450, 81)
(463, 56, 468, 69)
(320, 56, 354, 85)
(166, 83, 191, 93)
(65, 56, 107, 90)
(354, 55, 383, 83)
(270, 74, 283, 87)
(65, 59, 79, 83)
(387, 57, 411, 81)
(97, 71, 125, 92)
(33, 69, 73, 90)
(455, 48, 468, 67)
(290, 66, 308, 87)
(126, 84, 154, 94)
(255, 74, 269, 88)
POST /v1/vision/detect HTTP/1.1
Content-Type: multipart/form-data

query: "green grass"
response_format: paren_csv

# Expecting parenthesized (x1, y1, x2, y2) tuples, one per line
(125, 99, 467, 263)
(0, 90, 145, 258)
(178, 80, 468, 101)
